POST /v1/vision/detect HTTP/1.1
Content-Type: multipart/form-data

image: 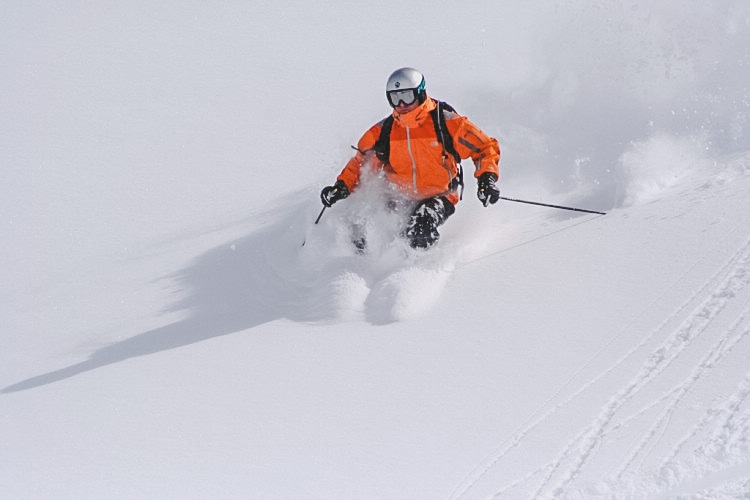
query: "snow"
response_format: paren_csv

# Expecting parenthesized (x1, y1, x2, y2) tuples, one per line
(2, 1, 750, 498)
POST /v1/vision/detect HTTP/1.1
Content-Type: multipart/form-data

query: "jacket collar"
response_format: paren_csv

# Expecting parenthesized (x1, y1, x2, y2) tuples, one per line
(392, 94, 436, 128)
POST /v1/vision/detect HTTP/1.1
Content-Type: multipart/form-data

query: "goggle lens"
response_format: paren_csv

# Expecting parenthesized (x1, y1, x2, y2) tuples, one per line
(387, 88, 418, 107)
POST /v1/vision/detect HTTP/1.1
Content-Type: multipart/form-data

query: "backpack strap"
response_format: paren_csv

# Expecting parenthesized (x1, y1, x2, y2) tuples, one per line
(430, 101, 461, 164)
(372, 115, 394, 164)
(432, 100, 464, 199)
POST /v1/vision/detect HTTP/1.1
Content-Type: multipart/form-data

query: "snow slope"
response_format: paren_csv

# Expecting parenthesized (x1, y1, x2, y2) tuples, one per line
(2, 1, 750, 499)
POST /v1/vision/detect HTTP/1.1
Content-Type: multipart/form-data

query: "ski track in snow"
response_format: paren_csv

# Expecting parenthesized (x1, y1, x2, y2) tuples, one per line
(535, 236, 750, 498)
(451, 222, 750, 499)
(614, 300, 750, 480)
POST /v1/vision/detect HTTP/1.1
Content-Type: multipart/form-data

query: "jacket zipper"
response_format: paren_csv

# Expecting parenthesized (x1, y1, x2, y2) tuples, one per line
(405, 126, 418, 194)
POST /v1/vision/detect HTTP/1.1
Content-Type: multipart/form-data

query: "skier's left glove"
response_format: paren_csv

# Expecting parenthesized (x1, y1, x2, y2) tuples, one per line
(477, 172, 500, 207)
(320, 179, 350, 207)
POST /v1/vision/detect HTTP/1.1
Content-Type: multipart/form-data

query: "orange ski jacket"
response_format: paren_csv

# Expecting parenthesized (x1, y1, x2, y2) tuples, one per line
(337, 95, 500, 206)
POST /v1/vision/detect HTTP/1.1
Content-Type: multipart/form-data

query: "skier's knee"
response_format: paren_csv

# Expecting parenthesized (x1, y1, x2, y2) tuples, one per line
(403, 197, 454, 249)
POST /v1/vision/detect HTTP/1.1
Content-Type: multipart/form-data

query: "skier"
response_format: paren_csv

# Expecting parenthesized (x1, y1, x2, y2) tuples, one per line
(320, 67, 501, 249)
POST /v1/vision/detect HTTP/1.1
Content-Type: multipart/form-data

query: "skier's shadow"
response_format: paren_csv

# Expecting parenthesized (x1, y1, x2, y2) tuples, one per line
(2, 202, 330, 394)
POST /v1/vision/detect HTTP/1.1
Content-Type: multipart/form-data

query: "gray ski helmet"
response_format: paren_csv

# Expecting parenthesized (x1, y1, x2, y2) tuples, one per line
(385, 67, 427, 107)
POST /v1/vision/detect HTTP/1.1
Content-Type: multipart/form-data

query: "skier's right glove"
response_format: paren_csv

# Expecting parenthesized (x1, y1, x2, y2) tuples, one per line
(320, 179, 350, 207)
(477, 172, 500, 207)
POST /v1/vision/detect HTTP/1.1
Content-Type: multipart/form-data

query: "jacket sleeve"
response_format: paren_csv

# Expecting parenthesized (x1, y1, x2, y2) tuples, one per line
(336, 123, 383, 191)
(448, 116, 501, 180)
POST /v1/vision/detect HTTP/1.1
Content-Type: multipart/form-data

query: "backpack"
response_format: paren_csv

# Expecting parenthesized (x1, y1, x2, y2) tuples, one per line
(372, 100, 464, 196)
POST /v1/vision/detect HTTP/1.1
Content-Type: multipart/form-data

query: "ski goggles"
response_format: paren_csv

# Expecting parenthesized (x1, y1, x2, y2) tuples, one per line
(387, 88, 419, 107)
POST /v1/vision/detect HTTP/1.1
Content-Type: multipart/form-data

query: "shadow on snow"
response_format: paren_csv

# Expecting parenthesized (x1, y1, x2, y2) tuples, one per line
(2, 201, 344, 393)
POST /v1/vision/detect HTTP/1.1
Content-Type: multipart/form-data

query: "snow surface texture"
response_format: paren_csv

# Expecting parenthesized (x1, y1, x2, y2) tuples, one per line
(2, 1, 750, 499)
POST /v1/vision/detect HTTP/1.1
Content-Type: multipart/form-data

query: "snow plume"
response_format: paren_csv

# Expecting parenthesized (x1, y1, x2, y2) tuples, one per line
(319, 164, 410, 257)
(300, 165, 459, 324)
(468, 0, 750, 212)
(619, 133, 713, 207)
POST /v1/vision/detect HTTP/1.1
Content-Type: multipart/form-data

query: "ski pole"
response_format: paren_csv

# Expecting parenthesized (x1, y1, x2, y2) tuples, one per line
(302, 206, 327, 247)
(500, 196, 606, 215)
(314, 206, 327, 224)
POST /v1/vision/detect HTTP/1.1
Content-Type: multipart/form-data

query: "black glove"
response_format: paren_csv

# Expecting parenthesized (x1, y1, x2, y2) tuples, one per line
(320, 179, 350, 207)
(477, 172, 500, 207)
